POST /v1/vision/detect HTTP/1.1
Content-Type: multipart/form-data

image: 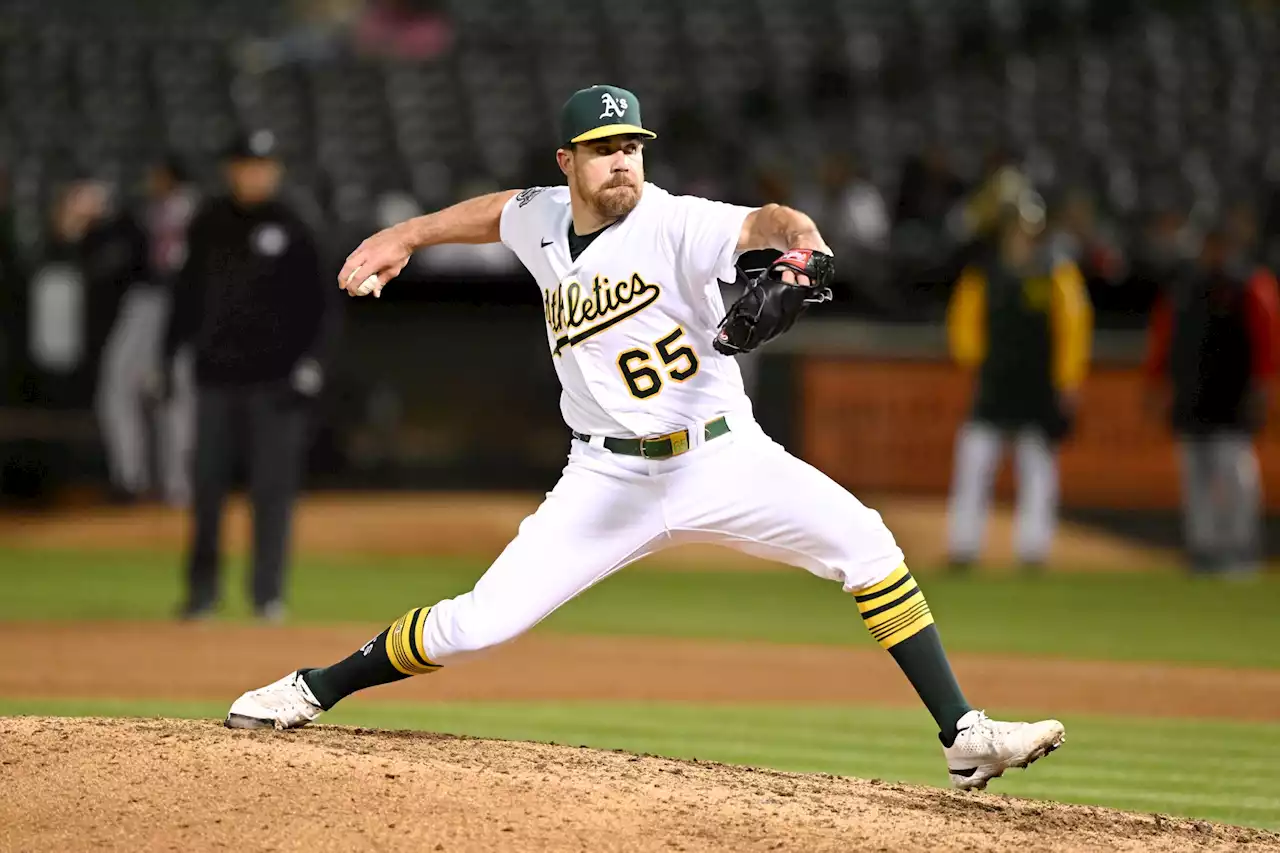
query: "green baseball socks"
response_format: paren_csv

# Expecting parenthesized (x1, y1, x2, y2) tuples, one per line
(854, 563, 972, 745)
(302, 606, 438, 710)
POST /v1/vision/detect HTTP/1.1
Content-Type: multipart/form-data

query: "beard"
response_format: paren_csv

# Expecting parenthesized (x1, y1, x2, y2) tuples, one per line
(589, 177, 642, 219)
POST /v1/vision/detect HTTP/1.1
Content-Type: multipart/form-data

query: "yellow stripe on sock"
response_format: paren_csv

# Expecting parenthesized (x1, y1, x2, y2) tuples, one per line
(870, 599, 931, 641)
(386, 607, 442, 675)
(875, 604, 935, 648)
(859, 587, 925, 630)
(385, 611, 414, 675)
(408, 608, 442, 673)
(853, 563, 936, 649)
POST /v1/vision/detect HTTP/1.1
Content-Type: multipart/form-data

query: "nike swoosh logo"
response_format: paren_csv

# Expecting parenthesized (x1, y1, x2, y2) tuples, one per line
(540, 239, 553, 248)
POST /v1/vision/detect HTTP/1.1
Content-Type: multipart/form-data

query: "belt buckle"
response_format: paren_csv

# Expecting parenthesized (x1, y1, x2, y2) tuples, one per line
(669, 430, 690, 456)
(639, 429, 690, 460)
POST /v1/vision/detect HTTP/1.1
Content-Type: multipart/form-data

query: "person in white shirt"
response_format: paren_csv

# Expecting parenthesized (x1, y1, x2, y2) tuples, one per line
(225, 85, 1064, 790)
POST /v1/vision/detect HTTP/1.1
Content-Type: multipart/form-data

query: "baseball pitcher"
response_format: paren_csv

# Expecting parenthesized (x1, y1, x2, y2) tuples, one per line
(225, 86, 1065, 790)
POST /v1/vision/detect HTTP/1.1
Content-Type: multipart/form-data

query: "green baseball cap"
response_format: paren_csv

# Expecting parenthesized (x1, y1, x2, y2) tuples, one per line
(559, 84, 657, 146)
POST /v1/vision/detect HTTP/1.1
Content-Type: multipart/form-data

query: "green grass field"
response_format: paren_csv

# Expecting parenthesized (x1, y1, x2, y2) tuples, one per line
(3, 546, 1280, 830)
(3, 547, 1280, 666)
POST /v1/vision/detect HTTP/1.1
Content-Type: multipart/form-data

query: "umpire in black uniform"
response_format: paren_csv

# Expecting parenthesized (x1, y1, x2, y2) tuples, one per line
(164, 131, 339, 620)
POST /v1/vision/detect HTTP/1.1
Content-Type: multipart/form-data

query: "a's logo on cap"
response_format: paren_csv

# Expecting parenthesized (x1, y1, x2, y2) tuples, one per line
(599, 92, 628, 120)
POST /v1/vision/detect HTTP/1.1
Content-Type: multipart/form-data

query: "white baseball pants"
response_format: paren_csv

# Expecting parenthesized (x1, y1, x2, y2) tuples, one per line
(95, 286, 195, 504)
(946, 420, 1059, 565)
(96, 286, 166, 497)
(417, 417, 905, 664)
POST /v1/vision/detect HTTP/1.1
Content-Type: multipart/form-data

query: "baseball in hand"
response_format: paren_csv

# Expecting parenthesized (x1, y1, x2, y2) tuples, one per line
(357, 274, 380, 296)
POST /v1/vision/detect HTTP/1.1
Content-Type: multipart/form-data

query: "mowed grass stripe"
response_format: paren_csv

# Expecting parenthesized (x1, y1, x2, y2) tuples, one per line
(2, 698, 1277, 830)
(416, 703, 1280, 768)
(3, 549, 1280, 668)
(986, 783, 1280, 819)
(406, 706, 1280, 791)
(2, 697, 1267, 777)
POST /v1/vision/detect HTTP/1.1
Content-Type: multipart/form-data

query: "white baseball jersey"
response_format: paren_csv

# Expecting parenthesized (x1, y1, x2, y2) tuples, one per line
(500, 182, 756, 438)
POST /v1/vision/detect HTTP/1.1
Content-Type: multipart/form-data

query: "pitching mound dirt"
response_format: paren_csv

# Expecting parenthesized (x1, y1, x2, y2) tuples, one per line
(1, 717, 1273, 853)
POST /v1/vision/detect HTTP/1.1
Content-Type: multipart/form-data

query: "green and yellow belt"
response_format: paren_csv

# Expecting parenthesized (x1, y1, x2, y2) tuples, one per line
(572, 416, 730, 460)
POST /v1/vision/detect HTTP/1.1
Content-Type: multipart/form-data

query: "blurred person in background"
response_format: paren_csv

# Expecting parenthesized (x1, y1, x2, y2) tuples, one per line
(824, 155, 892, 313)
(1143, 214, 1280, 576)
(892, 145, 968, 315)
(1126, 201, 1197, 321)
(40, 178, 149, 451)
(144, 157, 200, 505)
(895, 145, 966, 235)
(956, 151, 1034, 251)
(353, 0, 452, 61)
(945, 191, 1094, 573)
(164, 131, 340, 621)
(812, 155, 889, 262)
(95, 157, 198, 505)
(830, 160, 890, 260)
(1045, 188, 1126, 291)
(239, 0, 363, 70)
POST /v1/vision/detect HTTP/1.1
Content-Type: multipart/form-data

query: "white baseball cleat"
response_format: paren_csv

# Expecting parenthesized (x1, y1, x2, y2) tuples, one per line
(224, 670, 324, 730)
(943, 709, 1065, 790)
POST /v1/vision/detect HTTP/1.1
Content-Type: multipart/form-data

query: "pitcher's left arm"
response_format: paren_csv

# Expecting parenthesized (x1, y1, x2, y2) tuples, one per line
(738, 204, 832, 286)
(712, 205, 837, 356)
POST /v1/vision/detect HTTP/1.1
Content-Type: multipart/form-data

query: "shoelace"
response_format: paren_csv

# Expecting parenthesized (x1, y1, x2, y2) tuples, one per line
(965, 711, 993, 735)
(951, 712, 1001, 754)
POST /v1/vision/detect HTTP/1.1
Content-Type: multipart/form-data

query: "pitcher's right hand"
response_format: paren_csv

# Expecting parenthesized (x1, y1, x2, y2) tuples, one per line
(338, 223, 416, 298)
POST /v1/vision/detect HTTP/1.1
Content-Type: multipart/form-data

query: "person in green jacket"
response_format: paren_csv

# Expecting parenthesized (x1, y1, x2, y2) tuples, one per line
(945, 191, 1093, 572)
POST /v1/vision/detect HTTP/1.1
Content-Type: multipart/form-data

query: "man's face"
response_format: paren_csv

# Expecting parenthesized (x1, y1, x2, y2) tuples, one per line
(226, 158, 282, 205)
(999, 214, 1040, 262)
(64, 180, 109, 222)
(147, 166, 176, 200)
(1200, 232, 1228, 269)
(54, 180, 110, 240)
(559, 136, 644, 220)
